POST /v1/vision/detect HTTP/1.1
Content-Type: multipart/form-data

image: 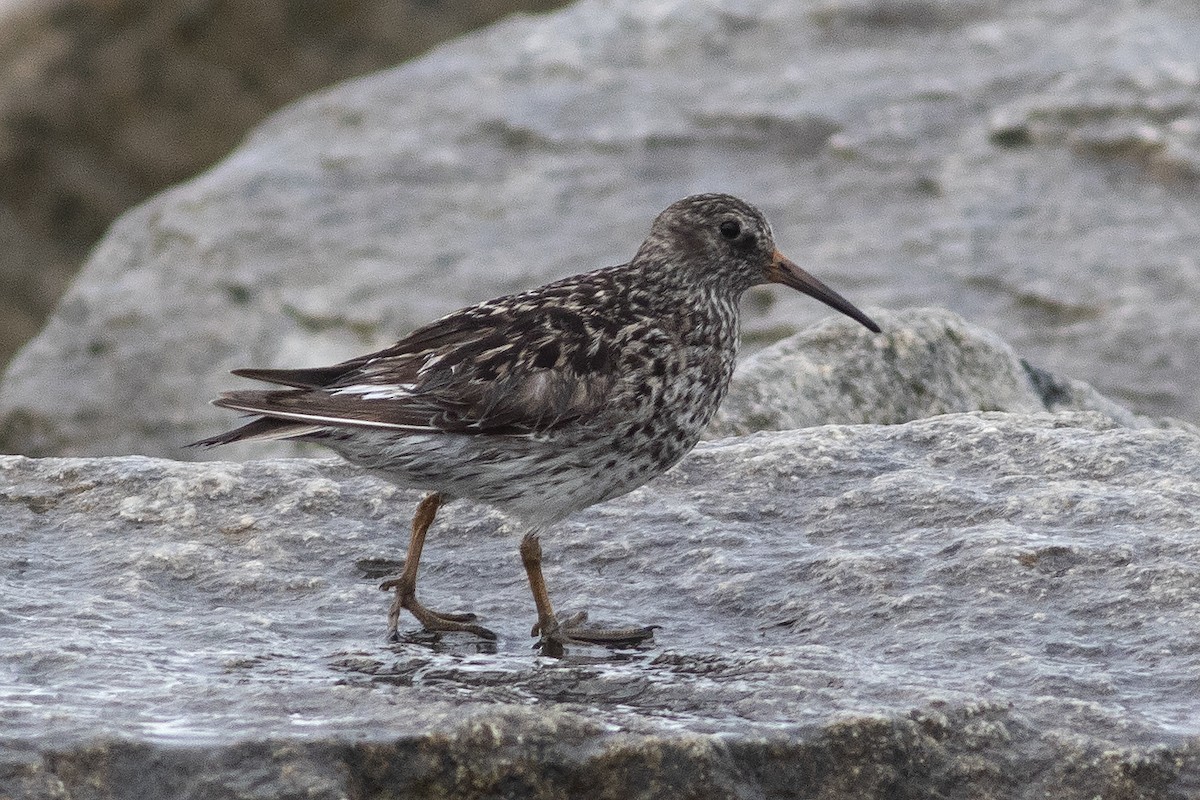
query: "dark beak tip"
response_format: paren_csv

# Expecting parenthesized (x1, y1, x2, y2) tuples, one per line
(768, 251, 881, 335)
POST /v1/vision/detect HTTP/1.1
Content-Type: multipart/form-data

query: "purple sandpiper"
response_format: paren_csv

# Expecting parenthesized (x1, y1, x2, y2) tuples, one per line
(191, 193, 881, 653)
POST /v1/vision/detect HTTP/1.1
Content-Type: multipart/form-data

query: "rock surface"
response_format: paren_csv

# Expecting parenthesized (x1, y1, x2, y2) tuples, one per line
(711, 307, 1196, 436)
(4, 0, 1200, 457)
(3, 411, 1200, 797)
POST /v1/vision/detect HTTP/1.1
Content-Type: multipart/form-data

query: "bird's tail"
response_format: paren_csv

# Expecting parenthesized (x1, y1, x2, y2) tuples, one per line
(186, 416, 324, 448)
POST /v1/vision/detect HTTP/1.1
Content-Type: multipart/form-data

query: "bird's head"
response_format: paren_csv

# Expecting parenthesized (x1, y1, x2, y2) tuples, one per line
(640, 193, 880, 333)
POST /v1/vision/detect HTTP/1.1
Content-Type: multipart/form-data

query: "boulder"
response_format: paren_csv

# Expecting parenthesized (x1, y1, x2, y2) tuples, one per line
(2, 411, 1200, 796)
(4, 0, 1200, 456)
(0, 0, 570, 370)
(711, 307, 1196, 436)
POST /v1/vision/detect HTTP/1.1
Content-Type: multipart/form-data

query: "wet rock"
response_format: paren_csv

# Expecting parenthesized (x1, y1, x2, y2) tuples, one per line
(2, 411, 1200, 796)
(3, 0, 1200, 457)
(711, 307, 1197, 436)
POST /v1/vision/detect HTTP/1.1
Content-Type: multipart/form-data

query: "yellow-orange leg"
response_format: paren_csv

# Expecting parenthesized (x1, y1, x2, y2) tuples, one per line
(380, 492, 496, 641)
(519, 532, 656, 656)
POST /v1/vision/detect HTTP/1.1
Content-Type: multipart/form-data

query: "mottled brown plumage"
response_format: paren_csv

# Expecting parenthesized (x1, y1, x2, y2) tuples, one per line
(192, 193, 880, 653)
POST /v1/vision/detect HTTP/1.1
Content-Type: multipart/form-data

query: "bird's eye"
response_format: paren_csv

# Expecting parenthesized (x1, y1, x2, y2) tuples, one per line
(719, 220, 741, 240)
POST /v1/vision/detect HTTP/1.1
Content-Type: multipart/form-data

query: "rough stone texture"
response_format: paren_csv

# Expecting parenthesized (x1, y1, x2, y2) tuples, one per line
(3, 411, 1200, 797)
(4, 0, 1200, 457)
(0, 0, 569, 371)
(711, 307, 1197, 437)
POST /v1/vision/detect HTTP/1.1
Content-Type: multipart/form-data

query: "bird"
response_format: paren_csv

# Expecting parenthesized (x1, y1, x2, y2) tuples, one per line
(190, 193, 881, 654)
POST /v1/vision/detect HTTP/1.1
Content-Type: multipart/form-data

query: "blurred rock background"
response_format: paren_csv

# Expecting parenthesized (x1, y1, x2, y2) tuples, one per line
(0, 0, 566, 372)
(2, 0, 1199, 461)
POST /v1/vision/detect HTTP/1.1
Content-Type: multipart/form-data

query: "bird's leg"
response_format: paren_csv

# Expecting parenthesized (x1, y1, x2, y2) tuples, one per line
(380, 492, 496, 641)
(519, 532, 656, 655)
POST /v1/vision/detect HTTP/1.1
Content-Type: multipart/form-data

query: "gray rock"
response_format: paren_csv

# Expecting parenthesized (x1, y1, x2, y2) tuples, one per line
(711, 307, 1197, 436)
(4, 0, 1200, 457)
(0, 0, 572, 372)
(2, 411, 1200, 796)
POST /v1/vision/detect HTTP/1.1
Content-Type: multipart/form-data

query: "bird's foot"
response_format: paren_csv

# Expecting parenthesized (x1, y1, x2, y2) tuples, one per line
(381, 577, 496, 642)
(531, 610, 657, 655)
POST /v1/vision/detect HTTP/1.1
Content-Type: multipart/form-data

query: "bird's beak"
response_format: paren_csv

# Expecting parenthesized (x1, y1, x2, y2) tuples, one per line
(766, 250, 881, 333)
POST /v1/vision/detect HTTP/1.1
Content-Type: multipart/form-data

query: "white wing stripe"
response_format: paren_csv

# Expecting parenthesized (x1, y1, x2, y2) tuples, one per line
(329, 383, 416, 400)
(219, 402, 434, 432)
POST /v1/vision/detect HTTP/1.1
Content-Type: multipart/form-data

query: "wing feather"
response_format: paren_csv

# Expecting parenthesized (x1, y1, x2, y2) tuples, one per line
(206, 271, 624, 440)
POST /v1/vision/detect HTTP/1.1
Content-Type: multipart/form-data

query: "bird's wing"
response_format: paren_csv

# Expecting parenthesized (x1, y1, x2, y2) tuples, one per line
(211, 282, 624, 437)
